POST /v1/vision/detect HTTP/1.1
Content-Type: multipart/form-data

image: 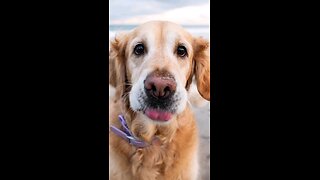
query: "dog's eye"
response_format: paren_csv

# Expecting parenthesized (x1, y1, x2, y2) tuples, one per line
(177, 46, 187, 57)
(134, 44, 145, 55)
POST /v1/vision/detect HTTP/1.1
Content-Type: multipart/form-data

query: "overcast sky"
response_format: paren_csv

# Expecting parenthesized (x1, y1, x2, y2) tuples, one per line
(110, 0, 209, 25)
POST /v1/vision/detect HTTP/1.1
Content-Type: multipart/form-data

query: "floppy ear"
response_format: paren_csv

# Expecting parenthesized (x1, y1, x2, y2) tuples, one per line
(109, 33, 128, 96)
(193, 37, 210, 101)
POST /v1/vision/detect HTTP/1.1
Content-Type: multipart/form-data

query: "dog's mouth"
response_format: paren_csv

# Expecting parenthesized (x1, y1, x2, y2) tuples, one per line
(143, 108, 173, 121)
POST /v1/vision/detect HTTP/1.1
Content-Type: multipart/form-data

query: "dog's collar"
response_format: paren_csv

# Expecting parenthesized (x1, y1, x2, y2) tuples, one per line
(110, 115, 149, 148)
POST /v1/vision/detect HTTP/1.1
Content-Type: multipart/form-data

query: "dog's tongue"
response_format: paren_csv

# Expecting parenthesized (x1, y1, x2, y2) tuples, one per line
(145, 108, 172, 121)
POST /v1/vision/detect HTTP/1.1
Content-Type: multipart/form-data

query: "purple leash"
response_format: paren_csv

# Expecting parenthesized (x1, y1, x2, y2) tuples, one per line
(110, 115, 149, 148)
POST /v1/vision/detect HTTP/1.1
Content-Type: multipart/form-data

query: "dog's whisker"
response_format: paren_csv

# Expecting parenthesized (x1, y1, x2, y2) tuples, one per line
(187, 99, 192, 107)
(115, 83, 133, 90)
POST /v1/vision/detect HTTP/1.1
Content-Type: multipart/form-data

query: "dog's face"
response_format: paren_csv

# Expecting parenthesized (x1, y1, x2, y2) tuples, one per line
(110, 21, 210, 124)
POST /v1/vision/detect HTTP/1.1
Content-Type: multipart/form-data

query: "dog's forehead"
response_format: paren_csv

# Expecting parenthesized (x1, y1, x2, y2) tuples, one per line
(132, 21, 192, 43)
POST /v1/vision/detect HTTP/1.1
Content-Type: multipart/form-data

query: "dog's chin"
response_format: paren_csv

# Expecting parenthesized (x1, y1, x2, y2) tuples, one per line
(142, 107, 174, 122)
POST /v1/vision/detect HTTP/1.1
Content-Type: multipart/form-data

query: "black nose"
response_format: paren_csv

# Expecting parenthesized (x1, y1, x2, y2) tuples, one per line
(144, 75, 176, 99)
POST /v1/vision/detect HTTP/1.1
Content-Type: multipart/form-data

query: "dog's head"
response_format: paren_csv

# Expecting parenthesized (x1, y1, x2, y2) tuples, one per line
(110, 21, 210, 123)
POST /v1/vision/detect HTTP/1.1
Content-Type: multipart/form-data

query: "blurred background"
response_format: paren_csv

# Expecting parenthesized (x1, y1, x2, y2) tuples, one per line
(109, 0, 209, 39)
(109, 1, 210, 179)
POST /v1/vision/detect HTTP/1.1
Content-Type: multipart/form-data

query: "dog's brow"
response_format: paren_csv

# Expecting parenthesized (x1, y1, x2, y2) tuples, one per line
(174, 40, 192, 52)
(131, 38, 147, 50)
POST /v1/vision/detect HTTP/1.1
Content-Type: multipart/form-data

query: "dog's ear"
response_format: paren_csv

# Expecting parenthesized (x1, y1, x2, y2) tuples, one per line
(192, 37, 210, 101)
(109, 32, 128, 95)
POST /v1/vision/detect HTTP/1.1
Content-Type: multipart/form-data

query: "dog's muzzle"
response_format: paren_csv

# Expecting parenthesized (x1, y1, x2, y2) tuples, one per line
(143, 71, 177, 121)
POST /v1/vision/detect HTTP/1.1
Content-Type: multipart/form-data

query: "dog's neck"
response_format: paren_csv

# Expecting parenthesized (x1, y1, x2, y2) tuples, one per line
(129, 113, 179, 145)
(120, 106, 191, 147)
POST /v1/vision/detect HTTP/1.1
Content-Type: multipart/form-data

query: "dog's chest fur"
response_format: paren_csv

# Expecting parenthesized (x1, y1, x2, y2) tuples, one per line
(109, 100, 199, 180)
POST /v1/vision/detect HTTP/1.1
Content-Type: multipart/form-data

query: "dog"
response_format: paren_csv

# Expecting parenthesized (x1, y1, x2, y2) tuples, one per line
(109, 21, 210, 180)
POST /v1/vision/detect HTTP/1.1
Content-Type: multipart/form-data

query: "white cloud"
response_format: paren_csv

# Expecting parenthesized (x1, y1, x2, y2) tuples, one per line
(110, 0, 209, 20)
(110, 3, 209, 25)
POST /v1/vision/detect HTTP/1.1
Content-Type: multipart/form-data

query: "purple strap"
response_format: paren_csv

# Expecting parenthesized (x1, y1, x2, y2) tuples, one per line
(110, 115, 149, 148)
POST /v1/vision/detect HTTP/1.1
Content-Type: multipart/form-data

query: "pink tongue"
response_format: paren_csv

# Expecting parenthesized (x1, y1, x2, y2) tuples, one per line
(145, 109, 172, 121)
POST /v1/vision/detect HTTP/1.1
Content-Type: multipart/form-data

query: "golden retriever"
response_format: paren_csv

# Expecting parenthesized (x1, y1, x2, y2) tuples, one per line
(109, 21, 210, 180)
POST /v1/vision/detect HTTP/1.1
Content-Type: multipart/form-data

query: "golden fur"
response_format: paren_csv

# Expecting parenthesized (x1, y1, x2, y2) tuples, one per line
(109, 21, 210, 180)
